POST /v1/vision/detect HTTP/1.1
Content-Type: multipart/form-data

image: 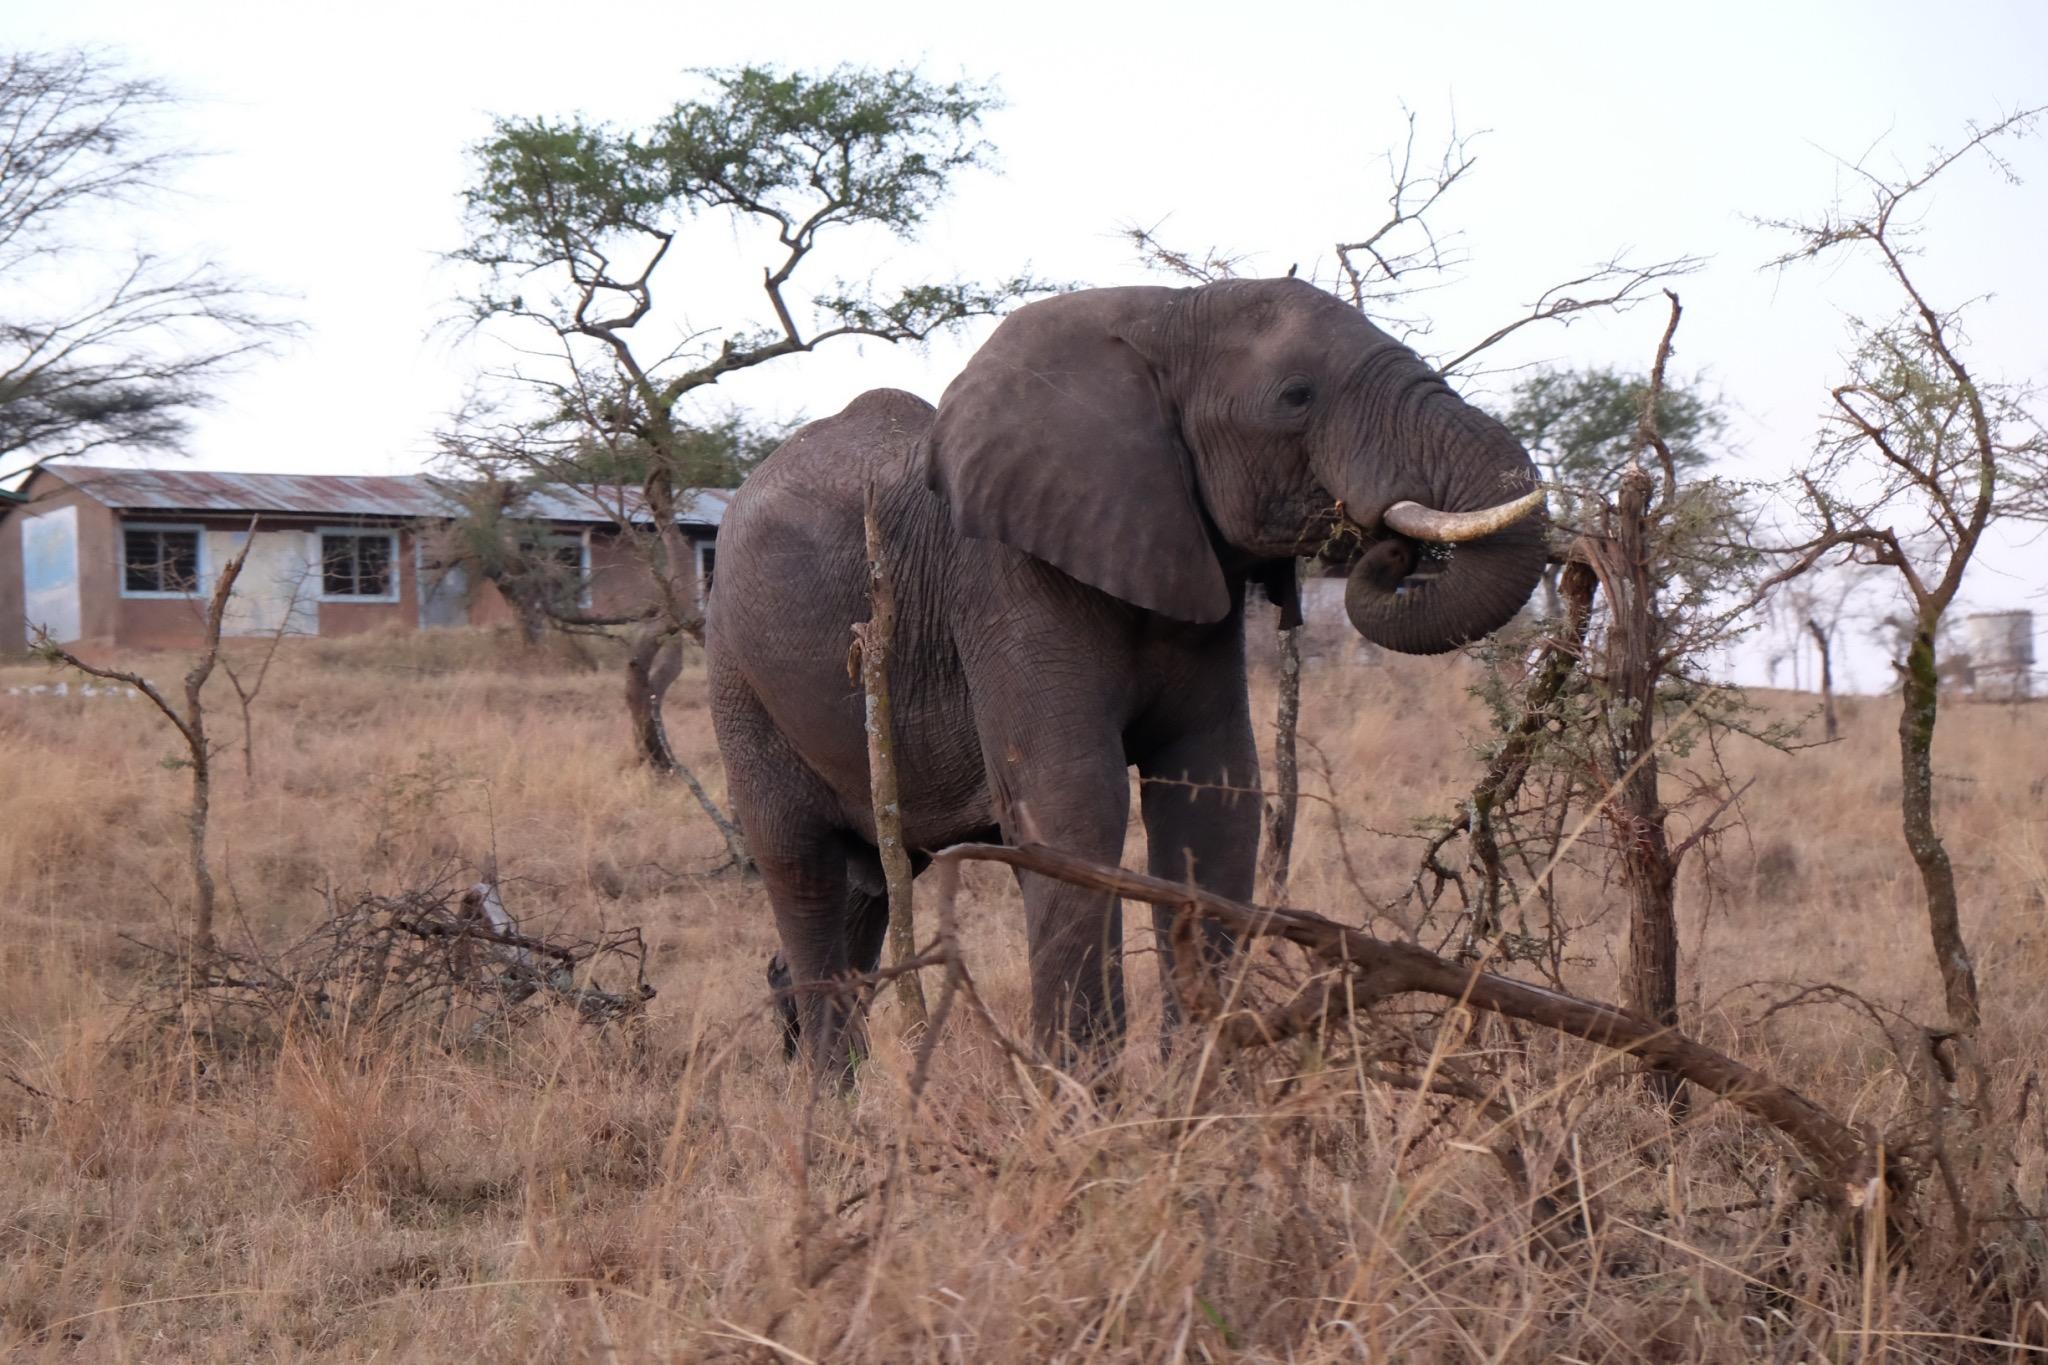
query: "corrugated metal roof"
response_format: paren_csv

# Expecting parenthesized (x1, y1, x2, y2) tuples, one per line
(39, 464, 727, 527)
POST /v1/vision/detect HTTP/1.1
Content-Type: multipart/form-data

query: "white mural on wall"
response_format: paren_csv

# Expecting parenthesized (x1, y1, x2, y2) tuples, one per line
(208, 529, 320, 637)
(21, 505, 81, 644)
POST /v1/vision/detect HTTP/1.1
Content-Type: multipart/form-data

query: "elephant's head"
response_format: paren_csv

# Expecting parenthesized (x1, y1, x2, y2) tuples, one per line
(921, 279, 1546, 654)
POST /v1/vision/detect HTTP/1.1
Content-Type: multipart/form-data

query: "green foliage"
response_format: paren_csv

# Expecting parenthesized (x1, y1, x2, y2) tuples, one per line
(1500, 366, 1724, 490)
(651, 66, 997, 233)
(456, 64, 1014, 346)
(449, 61, 1042, 527)
(565, 412, 796, 487)
(1498, 365, 1758, 633)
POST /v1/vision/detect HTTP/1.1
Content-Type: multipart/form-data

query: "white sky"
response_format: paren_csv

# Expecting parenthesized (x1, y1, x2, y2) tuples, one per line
(14, 0, 2048, 688)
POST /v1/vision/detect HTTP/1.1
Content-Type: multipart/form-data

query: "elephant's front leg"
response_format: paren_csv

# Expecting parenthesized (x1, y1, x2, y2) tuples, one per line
(1135, 708, 1260, 1028)
(983, 734, 1135, 1061)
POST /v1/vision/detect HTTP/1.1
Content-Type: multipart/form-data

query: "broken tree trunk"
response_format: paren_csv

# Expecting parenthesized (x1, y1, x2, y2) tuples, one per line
(857, 486, 927, 1026)
(626, 625, 685, 774)
(1259, 620, 1302, 901)
(1601, 460, 1684, 1112)
(936, 840, 1886, 1211)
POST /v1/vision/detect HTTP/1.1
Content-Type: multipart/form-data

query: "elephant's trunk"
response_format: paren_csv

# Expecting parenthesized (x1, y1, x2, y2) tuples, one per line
(1322, 356, 1548, 655)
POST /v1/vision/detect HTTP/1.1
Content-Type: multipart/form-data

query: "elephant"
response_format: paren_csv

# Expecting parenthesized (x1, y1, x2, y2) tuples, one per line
(706, 278, 1546, 1075)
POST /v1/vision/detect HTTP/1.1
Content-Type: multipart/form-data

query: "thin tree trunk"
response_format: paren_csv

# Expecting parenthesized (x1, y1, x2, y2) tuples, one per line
(860, 487, 926, 1025)
(628, 624, 753, 872)
(1457, 557, 1599, 955)
(626, 625, 683, 773)
(239, 697, 256, 787)
(185, 704, 216, 953)
(1538, 563, 1563, 621)
(1901, 618, 1981, 1033)
(1807, 618, 1839, 741)
(513, 592, 547, 647)
(172, 544, 251, 953)
(1259, 621, 1302, 901)
(1606, 464, 1684, 1112)
(38, 532, 253, 952)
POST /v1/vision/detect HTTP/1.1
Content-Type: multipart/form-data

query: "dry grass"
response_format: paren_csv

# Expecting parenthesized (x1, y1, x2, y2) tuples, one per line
(4, 626, 2048, 1361)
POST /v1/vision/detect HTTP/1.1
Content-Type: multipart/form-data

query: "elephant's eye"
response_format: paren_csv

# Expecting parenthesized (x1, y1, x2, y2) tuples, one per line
(1277, 380, 1314, 410)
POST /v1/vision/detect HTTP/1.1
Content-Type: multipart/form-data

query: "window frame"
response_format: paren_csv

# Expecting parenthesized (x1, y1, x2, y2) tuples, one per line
(316, 526, 403, 604)
(695, 539, 715, 607)
(117, 521, 208, 600)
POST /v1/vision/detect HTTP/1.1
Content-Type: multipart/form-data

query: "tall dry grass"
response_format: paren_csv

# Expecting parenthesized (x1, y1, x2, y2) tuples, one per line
(3, 627, 2046, 1360)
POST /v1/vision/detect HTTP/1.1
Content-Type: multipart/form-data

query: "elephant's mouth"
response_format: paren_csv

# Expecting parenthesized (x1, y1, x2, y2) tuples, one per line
(1352, 534, 1457, 597)
(1340, 489, 1548, 655)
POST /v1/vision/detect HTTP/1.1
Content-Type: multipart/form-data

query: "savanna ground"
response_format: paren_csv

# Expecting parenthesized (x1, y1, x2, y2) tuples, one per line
(4, 625, 2048, 1362)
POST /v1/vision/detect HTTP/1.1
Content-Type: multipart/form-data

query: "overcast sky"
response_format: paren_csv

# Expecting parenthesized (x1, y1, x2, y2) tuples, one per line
(14, 0, 2048, 687)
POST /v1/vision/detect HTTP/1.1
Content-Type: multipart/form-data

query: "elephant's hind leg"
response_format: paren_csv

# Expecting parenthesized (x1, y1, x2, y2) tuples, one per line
(712, 678, 867, 1077)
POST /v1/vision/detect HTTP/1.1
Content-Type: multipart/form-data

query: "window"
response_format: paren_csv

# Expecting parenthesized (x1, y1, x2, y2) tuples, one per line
(517, 532, 589, 608)
(320, 530, 399, 600)
(697, 543, 716, 603)
(121, 525, 203, 597)
(541, 533, 586, 583)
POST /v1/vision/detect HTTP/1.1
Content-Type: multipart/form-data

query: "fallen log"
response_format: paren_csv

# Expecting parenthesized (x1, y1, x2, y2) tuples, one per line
(932, 840, 1892, 1213)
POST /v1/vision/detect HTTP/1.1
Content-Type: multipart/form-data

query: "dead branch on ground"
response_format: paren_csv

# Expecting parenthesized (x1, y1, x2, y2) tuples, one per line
(116, 870, 652, 1057)
(931, 840, 1898, 1218)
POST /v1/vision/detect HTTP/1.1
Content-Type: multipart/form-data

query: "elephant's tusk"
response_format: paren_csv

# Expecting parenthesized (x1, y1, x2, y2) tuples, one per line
(1382, 489, 1545, 544)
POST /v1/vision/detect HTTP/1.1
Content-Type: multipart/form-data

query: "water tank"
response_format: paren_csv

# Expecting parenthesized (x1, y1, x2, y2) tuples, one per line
(1965, 610, 2034, 700)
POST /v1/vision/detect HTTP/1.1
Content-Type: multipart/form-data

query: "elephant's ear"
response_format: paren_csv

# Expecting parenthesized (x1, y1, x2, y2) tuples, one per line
(921, 289, 1230, 623)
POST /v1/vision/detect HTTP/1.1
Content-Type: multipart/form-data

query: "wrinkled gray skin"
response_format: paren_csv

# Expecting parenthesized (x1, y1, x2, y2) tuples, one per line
(708, 279, 1545, 1074)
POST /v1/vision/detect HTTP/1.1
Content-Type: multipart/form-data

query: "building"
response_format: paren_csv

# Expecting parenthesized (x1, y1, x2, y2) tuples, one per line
(1962, 610, 2037, 702)
(0, 464, 727, 655)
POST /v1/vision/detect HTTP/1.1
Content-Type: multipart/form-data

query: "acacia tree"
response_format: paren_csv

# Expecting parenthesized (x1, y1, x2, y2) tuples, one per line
(430, 402, 791, 649)
(418, 460, 573, 647)
(427, 413, 761, 870)
(452, 65, 1043, 771)
(1763, 107, 2048, 1036)
(0, 49, 287, 482)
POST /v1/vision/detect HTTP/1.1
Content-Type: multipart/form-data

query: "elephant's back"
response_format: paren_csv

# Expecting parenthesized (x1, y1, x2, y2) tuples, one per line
(714, 387, 932, 611)
(737, 388, 935, 509)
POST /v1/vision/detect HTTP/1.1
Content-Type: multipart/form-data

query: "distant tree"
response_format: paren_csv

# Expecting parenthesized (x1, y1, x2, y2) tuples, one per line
(0, 49, 289, 482)
(452, 64, 1045, 775)
(1499, 364, 1729, 617)
(1501, 366, 1724, 489)
(1763, 561, 1881, 737)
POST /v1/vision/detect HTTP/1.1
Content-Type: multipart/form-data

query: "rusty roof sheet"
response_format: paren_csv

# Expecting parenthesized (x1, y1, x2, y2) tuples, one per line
(39, 464, 727, 527)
